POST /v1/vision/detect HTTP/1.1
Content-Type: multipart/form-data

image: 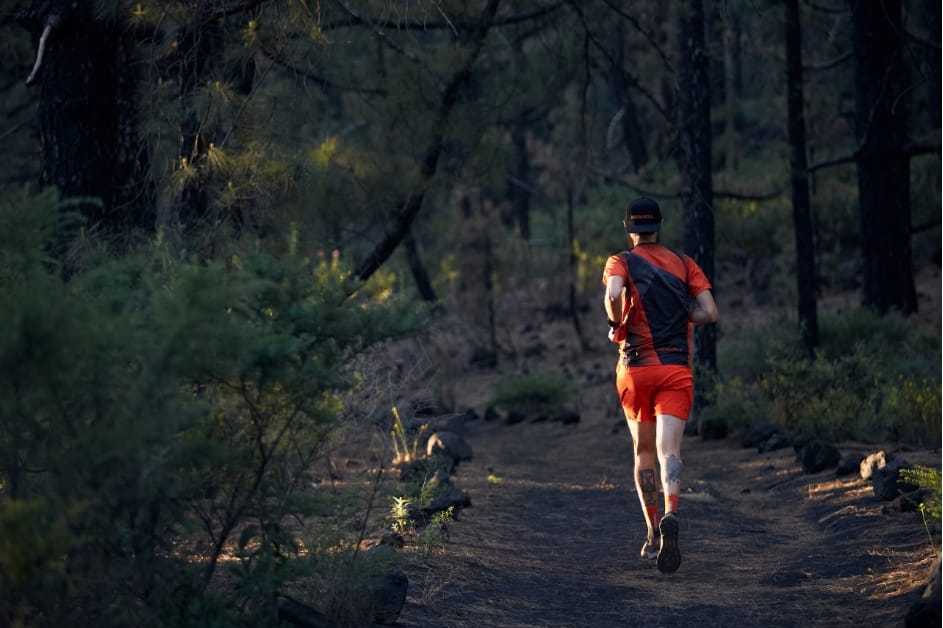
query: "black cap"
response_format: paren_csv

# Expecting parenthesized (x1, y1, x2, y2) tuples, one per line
(624, 197, 662, 233)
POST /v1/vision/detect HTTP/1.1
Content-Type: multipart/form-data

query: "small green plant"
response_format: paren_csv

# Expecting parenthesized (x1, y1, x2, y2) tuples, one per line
(418, 507, 454, 556)
(899, 465, 941, 549)
(390, 406, 428, 465)
(389, 496, 412, 535)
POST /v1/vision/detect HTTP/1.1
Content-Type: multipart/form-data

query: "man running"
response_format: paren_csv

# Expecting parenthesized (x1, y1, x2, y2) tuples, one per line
(601, 196, 718, 574)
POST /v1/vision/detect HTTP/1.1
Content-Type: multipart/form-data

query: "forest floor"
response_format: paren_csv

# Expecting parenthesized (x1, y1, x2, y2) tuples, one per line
(385, 264, 942, 628)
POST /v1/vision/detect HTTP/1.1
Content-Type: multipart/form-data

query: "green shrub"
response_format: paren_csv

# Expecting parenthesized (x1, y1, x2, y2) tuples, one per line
(714, 195, 792, 262)
(489, 372, 576, 417)
(817, 308, 910, 359)
(715, 306, 940, 445)
(881, 375, 943, 446)
(699, 376, 773, 433)
(761, 346, 883, 441)
(900, 465, 942, 522)
(0, 190, 419, 627)
(717, 317, 802, 380)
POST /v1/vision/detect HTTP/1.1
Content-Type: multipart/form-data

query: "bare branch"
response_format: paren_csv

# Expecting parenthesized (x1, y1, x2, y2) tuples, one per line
(804, 51, 852, 72)
(811, 47, 922, 171)
(261, 44, 387, 95)
(904, 27, 941, 51)
(600, 0, 674, 75)
(801, 0, 848, 15)
(808, 129, 938, 172)
(808, 152, 857, 172)
(903, 129, 942, 157)
(0, 120, 27, 142)
(714, 188, 784, 202)
(334, 0, 446, 91)
(25, 15, 59, 86)
(568, 1, 669, 120)
(204, 0, 270, 22)
(588, 165, 782, 202)
(911, 219, 941, 234)
(218, 57, 278, 149)
(318, 1, 566, 32)
(586, 43, 669, 120)
(353, 0, 502, 283)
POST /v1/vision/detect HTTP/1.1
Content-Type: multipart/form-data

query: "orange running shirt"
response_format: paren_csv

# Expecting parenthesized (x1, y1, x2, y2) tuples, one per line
(602, 243, 712, 367)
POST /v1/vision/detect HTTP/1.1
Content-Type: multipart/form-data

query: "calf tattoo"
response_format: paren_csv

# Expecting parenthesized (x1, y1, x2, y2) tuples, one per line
(666, 454, 683, 484)
(639, 469, 658, 505)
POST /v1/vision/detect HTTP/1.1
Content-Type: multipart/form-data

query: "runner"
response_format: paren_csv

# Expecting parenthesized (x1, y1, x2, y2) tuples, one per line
(601, 196, 718, 573)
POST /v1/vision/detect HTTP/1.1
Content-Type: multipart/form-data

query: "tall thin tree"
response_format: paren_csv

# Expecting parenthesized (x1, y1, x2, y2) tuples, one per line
(851, 0, 917, 315)
(785, 0, 818, 359)
(676, 0, 716, 371)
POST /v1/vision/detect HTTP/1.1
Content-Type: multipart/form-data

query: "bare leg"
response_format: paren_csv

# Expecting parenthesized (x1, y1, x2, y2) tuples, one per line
(656, 413, 685, 514)
(626, 418, 659, 537)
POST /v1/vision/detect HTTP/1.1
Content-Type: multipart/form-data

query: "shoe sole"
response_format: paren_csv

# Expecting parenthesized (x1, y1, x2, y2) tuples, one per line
(657, 516, 681, 574)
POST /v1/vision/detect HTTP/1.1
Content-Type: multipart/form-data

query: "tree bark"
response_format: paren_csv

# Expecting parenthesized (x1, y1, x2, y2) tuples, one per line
(704, 0, 726, 169)
(608, 20, 649, 172)
(456, 193, 497, 366)
(851, 0, 916, 315)
(785, 0, 819, 360)
(724, 7, 744, 172)
(111, 34, 154, 234)
(403, 230, 438, 303)
(566, 184, 588, 351)
(24, 1, 150, 238)
(510, 122, 532, 240)
(676, 0, 716, 371)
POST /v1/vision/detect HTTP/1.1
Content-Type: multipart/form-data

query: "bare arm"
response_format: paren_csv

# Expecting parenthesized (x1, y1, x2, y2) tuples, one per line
(689, 290, 718, 325)
(605, 275, 625, 324)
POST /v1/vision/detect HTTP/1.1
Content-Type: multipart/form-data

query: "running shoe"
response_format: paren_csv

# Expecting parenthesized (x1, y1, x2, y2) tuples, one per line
(657, 512, 681, 573)
(640, 530, 659, 561)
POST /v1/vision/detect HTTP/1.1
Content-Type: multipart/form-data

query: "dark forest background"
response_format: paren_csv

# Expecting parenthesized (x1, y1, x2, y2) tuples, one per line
(0, 1, 940, 626)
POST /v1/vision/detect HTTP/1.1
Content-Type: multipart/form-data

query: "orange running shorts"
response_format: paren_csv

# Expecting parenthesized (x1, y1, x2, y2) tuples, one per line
(617, 364, 694, 423)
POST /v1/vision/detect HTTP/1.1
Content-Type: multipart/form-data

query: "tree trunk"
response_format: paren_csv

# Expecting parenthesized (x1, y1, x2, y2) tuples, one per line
(456, 193, 497, 367)
(676, 0, 716, 372)
(724, 7, 744, 172)
(608, 20, 649, 172)
(25, 1, 148, 238)
(851, 0, 916, 315)
(510, 123, 532, 240)
(566, 184, 588, 352)
(785, 0, 819, 360)
(111, 34, 155, 234)
(704, 0, 726, 169)
(403, 230, 438, 303)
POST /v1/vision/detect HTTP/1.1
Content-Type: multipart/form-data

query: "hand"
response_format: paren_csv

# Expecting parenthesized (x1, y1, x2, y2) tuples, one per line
(608, 324, 626, 343)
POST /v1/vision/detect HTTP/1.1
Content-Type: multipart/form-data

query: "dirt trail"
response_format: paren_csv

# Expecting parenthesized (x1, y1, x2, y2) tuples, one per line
(395, 379, 938, 627)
